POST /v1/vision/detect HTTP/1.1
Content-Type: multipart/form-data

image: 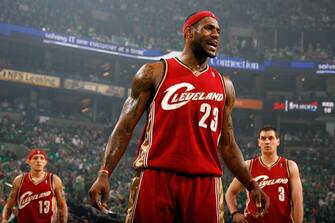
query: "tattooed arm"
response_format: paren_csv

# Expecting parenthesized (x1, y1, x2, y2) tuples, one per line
(1, 175, 22, 223)
(219, 76, 252, 186)
(220, 76, 269, 217)
(53, 174, 68, 223)
(89, 61, 164, 211)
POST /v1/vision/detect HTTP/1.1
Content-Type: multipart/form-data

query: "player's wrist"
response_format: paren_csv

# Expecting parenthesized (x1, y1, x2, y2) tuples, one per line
(99, 168, 111, 177)
(246, 179, 258, 191)
(231, 210, 242, 218)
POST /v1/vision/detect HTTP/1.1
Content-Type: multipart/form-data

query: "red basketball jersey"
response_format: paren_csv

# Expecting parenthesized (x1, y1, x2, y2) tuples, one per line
(134, 57, 225, 176)
(245, 157, 292, 223)
(17, 173, 56, 223)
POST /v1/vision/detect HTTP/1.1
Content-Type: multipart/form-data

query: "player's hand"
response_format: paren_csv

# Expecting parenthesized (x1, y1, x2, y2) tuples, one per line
(88, 173, 110, 212)
(232, 212, 249, 223)
(250, 185, 269, 219)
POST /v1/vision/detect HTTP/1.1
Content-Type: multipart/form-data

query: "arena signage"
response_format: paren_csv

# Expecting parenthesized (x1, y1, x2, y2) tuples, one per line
(273, 100, 318, 112)
(63, 79, 125, 98)
(272, 100, 334, 114)
(316, 64, 335, 74)
(0, 23, 160, 58)
(43, 32, 160, 58)
(209, 56, 264, 71)
(320, 101, 334, 114)
(0, 69, 60, 88)
(1, 23, 334, 74)
(234, 98, 263, 110)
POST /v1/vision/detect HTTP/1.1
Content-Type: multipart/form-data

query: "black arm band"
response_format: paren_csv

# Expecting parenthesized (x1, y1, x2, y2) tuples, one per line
(231, 210, 242, 218)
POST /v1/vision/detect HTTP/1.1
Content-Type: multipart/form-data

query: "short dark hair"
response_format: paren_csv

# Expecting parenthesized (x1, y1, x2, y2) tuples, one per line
(258, 125, 279, 138)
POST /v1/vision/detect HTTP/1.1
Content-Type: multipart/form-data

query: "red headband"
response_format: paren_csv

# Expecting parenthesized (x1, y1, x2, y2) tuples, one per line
(28, 148, 47, 160)
(183, 11, 217, 34)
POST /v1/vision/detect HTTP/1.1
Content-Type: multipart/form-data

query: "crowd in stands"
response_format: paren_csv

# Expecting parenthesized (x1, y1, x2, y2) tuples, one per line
(0, 99, 334, 222)
(0, 0, 334, 62)
(225, 0, 335, 31)
(283, 126, 335, 223)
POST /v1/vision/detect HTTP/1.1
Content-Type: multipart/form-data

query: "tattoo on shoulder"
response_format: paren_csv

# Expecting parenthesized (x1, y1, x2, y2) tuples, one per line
(133, 64, 155, 94)
(8, 185, 18, 201)
(142, 64, 154, 79)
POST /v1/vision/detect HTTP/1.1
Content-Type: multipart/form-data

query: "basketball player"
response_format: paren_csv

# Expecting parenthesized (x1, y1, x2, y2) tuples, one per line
(1, 148, 68, 223)
(89, 11, 269, 222)
(225, 126, 303, 223)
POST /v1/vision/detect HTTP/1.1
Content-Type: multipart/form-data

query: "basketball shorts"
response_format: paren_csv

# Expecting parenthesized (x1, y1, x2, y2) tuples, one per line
(125, 169, 224, 223)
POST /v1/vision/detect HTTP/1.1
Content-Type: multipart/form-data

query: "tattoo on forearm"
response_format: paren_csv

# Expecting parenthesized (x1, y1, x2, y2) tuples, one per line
(59, 206, 68, 223)
(222, 113, 234, 145)
(3, 185, 18, 219)
(6, 184, 18, 204)
(8, 188, 16, 201)
(125, 98, 141, 131)
(3, 206, 12, 219)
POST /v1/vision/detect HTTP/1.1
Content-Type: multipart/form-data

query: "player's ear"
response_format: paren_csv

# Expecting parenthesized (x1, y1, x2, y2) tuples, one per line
(189, 31, 193, 38)
(276, 137, 280, 146)
(185, 27, 193, 39)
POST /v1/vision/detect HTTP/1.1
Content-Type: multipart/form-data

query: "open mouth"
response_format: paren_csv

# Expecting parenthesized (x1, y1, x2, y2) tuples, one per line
(206, 39, 218, 49)
(207, 41, 217, 50)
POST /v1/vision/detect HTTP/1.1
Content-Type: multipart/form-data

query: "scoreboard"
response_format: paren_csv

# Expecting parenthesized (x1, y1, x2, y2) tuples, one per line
(321, 101, 334, 114)
(271, 100, 334, 114)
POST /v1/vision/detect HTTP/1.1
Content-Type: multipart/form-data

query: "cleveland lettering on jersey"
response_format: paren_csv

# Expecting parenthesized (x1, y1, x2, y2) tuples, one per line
(19, 190, 52, 209)
(254, 175, 289, 189)
(161, 82, 224, 110)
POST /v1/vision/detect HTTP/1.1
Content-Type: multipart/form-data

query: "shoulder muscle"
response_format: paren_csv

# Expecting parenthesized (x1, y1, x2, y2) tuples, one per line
(131, 61, 164, 98)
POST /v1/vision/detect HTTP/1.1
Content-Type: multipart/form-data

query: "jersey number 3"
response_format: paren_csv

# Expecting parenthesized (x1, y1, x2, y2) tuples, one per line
(199, 103, 218, 132)
(278, 186, 285, 202)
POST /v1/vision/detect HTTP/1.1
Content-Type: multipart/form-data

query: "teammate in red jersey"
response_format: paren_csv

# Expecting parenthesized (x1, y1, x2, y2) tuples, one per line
(89, 10, 269, 222)
(1, 148, 68, 223)
(225, 126, 303, 223)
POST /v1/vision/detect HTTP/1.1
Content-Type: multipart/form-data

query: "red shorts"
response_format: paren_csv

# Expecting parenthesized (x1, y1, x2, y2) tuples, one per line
(125, 169, 224, 223)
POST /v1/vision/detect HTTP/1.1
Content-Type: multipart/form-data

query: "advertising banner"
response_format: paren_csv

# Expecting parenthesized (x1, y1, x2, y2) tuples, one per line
(316, 64, 335, 74)
(64, 79, 125, 98)
(270, 100, 334, 114)
(0, 69, 60, 88)
(234, 98, 263, 110)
